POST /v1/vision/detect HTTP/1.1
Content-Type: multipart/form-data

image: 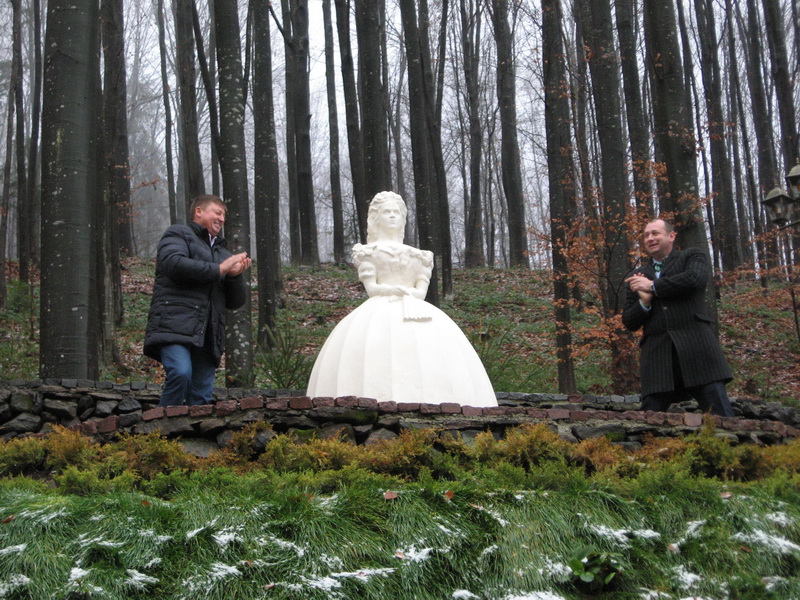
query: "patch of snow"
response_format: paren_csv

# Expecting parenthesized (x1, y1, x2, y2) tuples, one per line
(212, 527, 244, 550)
(259, 536, 306, 557)
(762, 576, 787, 591)
(588, 523, 631, 546)
(396, 545, 433, 562)
(331, 568, 394, 582)
(125, 569, 159, 589)
(470, 504, 510, 527)
(68, 567, 90, 583)
(319, 554, 345, 569)
(733, 530, 800, 554)
(673, 565, 701, 590)
(537, 557, 571, 580)
(138, 529, 172, 544)
(0, 544, 27, 556)
(453, 591, 480, 599)
(17, 506, 67, 523)
(765, 512, 793, 527)
(639, 590, 670, 599)
(144, 558, 162, 569)
(481, 544, 499, 557)
(500, 592, 567, 600)
(208, 562, 242, 579)
(76, 534, 123, 549)
(0, 574, 31, 596)
(631, 529, 661, 540)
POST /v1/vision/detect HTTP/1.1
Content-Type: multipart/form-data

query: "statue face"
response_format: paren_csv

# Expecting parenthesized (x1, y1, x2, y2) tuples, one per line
(377, 201, 403, 235)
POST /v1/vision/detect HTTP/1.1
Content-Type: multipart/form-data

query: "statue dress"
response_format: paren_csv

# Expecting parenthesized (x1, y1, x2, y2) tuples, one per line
(306, 241, 498, 407)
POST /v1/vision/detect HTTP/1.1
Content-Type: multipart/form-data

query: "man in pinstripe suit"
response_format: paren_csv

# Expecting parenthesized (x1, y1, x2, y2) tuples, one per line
(623, 219, 734, 417)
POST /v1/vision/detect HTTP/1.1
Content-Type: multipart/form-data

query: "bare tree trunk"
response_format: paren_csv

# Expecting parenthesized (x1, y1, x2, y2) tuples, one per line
(694, 0, 740, 272)
(334, 0, 367, 241)
(215, 0, 253, 386)
(192, 0, 222, 180)
(356, 0, 389, 197)
(175, 0, 205, 199)
(398, 0, 441, 305)
(12, 0, 29, 283)
(323, 0, 345, 264)
(40, 0, 101, 379)
(578, 0, 637, 393)
(615, 0, 654, 215)
(0, 51, 16, 310)
(280, 0, 301, 264)
(490, 0, 528, 268)
(644, 0, 717, 323)
(157, 0, 178, 223)
(254, 0, 282, 348)
(460, 0, 485, 268)
(26, 0, 43, 267)
(101, 0, 130, 347)
(762, 0, 799, 167)
(290, 0, 318, 267)
(542, 0, 576, 393)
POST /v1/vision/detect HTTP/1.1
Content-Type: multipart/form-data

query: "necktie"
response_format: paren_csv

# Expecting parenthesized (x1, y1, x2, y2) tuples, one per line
(654, 261, 662, 278)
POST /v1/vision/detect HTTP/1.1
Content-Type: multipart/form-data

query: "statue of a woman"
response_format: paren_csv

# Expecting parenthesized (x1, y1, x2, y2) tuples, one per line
(306, 191, 497, 407)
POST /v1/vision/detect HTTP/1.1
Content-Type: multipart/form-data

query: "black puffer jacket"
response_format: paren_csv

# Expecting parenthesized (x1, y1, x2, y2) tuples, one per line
(143, 222, 246, 365)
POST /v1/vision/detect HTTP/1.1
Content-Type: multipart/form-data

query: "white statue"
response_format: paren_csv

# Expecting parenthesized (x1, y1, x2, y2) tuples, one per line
(307, 191, 498, 407)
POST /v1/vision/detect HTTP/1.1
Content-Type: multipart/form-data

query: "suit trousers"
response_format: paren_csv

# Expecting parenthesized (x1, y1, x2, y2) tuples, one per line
(640, 344, 734, 417)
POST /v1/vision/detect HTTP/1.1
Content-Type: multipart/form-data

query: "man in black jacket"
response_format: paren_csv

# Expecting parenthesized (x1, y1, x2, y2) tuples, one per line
(623, 219, 734, 416)
(144, 195, 251, 407)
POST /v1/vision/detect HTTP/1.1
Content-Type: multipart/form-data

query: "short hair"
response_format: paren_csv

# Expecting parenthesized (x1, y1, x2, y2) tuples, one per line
(648, 218, 674, 233)
(189, 195, 227, 217)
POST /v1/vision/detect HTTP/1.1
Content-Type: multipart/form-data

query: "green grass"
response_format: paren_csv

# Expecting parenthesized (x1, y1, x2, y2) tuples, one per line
(1, 465, 799, 599)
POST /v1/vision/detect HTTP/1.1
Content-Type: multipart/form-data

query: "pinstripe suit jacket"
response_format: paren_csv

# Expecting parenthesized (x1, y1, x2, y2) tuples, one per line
(622, 247, 732, 396)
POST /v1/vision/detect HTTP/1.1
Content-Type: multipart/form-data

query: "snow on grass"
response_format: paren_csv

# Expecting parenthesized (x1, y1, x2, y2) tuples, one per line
(733, 529, 800, 554)
(469, 503, 510, 526)
(764, 512, 793, 527)
(500, 592, 567, 600)
(17, 506, 67, 523)
(256, 535, 306, 557)
(0, 543, 27, 556)
(395, 544, 433, 562)
(639, 590, 671, 599)
(0, 574, 31, 597)
(138, 529, 172, 544)
(453, 591, 480, 599)
(212, 526, 244, 550)
(672, 565, 702, 590)
(670, 519, 706, 550)
(186, 517, 218, 540)
(124, 569, 159, 589)
(587, 523, 632, 546)
(536, 557, 571, 581)
(481, 544, 499, 557)
(76, 533, 124, 549)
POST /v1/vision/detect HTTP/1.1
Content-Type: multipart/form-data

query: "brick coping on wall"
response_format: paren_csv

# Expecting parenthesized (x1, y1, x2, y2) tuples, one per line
(0, 380, 798, 454)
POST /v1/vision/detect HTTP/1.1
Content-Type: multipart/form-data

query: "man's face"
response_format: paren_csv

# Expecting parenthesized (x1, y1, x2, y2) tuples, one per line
(642, 220, 676, 261)
(194, 202, 226, 236)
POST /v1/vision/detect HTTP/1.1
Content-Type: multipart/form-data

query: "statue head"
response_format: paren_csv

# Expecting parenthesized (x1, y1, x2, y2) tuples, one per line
(367, 191, 407, 243)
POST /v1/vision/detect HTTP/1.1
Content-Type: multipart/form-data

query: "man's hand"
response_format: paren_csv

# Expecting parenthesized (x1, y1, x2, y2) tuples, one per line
(625, 273, 654, 306)
(219, 252, 252, 277)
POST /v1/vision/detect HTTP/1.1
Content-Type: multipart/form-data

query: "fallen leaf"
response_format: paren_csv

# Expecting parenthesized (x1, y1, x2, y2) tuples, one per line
(1, 515, 13, 524)
(720, 492, 733, 499)
(444, 490, 454, 501)
(141, 499, 152, 507)
(395, 551, 406, 559)
(667, 544, 680, 553)
(739, 545, 752, 553)
(384, 490, 398, 500)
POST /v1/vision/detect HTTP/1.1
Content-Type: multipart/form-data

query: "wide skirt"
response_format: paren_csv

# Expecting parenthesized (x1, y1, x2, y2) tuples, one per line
(306, 295, 497, 407)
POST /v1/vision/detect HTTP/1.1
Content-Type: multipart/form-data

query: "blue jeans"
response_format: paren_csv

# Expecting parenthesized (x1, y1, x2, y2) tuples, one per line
(159, 343, 217, 407)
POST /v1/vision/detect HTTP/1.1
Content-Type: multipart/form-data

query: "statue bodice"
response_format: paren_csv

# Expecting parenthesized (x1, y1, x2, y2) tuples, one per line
(353, 242, 433, 293)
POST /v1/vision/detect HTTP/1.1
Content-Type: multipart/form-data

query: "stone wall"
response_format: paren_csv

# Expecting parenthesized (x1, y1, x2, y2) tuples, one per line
(1, 380, 798, 456)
